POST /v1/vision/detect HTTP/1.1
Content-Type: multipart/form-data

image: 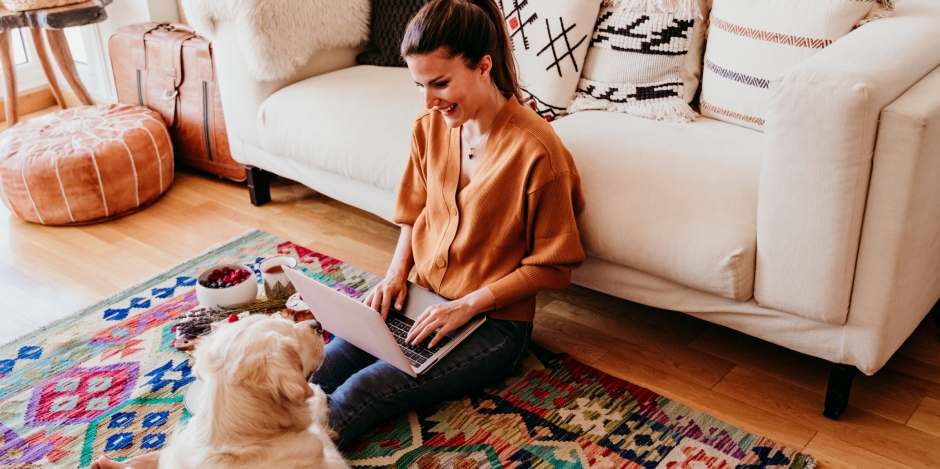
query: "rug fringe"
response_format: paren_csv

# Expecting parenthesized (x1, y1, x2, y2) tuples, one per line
(568, 94, 700, 123)
(0, 228, 270, 349)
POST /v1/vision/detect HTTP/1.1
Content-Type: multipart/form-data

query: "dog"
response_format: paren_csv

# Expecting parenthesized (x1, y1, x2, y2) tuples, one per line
(95, 315, 348, 469)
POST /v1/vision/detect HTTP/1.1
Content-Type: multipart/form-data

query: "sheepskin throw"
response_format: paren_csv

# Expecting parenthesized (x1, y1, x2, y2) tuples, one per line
(499, 0, 602, 122)
(700, 0, 894, 131)
(179, 0, 370, 81)
(568, 0, 709, 123)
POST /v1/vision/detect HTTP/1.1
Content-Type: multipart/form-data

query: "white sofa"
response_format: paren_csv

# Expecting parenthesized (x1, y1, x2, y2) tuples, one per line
(208, 1, 940, 418)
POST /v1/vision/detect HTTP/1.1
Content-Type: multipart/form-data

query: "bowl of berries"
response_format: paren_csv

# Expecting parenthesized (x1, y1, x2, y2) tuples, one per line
(195, 264, 258, 308)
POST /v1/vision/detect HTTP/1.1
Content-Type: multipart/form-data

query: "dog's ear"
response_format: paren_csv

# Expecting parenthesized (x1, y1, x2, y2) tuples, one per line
(265, 334, 315, 404)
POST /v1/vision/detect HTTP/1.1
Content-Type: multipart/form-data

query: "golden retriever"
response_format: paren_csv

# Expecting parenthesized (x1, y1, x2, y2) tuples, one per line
(94, 315, 348, 469)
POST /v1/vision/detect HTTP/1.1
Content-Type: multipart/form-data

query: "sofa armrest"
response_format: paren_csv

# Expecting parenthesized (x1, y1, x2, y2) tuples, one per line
(754, 0, 940, 324)
(212, 20, 360, 158)
(843, 65, 940, 373)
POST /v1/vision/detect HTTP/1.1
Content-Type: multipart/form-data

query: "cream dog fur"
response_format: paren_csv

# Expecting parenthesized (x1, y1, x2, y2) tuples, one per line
(93, 315, 348, 469)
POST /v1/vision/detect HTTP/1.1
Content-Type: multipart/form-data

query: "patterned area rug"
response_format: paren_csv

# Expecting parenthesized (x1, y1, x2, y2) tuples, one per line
(0, 230, 816, 468)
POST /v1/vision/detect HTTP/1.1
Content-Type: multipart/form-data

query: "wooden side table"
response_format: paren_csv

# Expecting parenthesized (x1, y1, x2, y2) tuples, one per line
(0, 0, 112, 126)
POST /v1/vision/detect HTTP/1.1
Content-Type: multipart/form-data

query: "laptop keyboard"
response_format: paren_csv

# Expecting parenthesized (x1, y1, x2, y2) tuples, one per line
(386, 311, 452, 368)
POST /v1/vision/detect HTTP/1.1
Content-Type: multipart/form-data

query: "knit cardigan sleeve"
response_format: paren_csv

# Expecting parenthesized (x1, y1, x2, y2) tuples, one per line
(486, 170, 586, 308)
(393, 117, 429, 225)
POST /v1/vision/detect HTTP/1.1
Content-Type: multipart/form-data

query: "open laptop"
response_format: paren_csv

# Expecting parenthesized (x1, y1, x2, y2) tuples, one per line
(284, 268, 486, 377)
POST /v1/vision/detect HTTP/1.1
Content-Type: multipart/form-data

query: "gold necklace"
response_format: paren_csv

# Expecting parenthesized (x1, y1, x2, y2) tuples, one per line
(461, 126, 491, 159)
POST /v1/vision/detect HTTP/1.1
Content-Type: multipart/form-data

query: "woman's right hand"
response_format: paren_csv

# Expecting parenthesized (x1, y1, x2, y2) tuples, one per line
(363, 273, 408, 321)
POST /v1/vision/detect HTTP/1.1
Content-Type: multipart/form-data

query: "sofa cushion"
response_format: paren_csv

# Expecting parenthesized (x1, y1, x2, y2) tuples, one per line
(257, 66, 424, 193)
(551, 111, 763, 301)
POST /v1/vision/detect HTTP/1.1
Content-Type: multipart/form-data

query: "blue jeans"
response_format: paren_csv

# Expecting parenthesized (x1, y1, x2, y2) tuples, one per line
(310, 318, 533, 447)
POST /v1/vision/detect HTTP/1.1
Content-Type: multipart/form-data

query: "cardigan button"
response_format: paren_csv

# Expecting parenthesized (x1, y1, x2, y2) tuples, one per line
(450, 207, 458, 216)
(436, 258, 446, 268)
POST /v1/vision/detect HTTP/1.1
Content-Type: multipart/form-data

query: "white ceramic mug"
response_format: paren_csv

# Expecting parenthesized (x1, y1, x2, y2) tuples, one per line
(259, 256, 298, 298)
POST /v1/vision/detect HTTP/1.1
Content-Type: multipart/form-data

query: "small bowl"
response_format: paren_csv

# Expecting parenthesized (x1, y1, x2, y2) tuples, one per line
(195, 264, 259, 308)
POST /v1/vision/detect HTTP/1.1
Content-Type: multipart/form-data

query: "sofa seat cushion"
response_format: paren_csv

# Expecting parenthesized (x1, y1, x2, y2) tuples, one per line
(552, 111, 763, 301)
(257, 65, 423, 193)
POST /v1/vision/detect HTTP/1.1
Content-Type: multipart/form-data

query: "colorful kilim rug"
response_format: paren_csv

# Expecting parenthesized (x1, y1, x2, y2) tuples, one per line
(0, 230, 816, 468)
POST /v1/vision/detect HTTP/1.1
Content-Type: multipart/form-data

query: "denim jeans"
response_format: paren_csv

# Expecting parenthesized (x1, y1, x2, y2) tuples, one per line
(310, 318, 533, 447)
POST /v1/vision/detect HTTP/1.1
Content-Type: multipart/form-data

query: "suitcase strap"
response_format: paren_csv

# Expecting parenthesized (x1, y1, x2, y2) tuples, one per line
(130, 23, 199, 127)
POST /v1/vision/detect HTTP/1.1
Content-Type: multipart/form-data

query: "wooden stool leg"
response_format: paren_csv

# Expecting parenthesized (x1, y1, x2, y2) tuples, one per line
(0, 30, 18, 126)
(29, 28, 66, 109)
(44, 29, 93, 106)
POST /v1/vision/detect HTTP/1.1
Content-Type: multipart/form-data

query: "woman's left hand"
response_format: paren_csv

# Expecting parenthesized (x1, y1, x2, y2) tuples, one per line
(406, 288, 496, 348)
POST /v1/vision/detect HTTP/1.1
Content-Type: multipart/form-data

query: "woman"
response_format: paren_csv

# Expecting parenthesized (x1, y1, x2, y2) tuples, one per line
(92, 1, 583, 466)
(314, 0, 585, 447)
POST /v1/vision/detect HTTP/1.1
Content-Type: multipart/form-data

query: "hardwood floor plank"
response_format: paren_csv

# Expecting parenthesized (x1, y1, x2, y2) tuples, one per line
(0, 307, 39, 345)
(540, 300, 735, 388)
(896, 318, 940, 368)
(803, 432, 915, 469)
(689, 324, 927, 424)
(542, 285, 709, 345)
(712, 366, 940, 468)
(531, 306, 609, 365)
(907, 397, 940, 438)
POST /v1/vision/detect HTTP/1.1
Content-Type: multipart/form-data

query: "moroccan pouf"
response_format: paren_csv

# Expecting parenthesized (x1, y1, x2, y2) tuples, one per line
(0, 104, 174, 225)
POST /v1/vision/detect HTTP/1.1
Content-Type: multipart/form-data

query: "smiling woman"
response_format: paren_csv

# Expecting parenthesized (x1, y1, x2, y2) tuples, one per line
(314, 0, 586, 448)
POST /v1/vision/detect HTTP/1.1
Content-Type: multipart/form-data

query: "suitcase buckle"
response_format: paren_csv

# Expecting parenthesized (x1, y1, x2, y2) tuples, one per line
(162, 89, 179, 100)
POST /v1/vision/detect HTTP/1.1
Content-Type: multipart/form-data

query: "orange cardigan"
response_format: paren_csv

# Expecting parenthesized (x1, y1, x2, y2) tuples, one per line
(394, 98, 585, 322)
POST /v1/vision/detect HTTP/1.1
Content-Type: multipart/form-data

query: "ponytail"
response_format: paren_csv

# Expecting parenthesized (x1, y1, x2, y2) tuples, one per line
(401, 0, 522, 102)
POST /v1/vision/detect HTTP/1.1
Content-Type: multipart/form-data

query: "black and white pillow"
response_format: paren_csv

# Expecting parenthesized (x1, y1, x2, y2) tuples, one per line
(500, 0, 603, 122)
(568, 0, 708, 123)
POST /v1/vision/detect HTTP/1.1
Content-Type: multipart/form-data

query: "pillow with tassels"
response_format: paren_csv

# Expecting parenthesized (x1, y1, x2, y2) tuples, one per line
(568, 0, 710, 123)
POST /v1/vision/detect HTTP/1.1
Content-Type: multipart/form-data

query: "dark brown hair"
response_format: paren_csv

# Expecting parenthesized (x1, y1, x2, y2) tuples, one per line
(401, 0, 522, 102)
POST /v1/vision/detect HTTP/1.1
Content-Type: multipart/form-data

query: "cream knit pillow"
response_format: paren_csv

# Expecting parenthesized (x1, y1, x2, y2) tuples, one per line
(567, 0, 709, 123)
(700, 0, 893, 131)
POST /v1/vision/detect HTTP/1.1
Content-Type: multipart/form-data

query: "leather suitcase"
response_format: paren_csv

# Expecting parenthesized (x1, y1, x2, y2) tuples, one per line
(109, 23, 245, 181)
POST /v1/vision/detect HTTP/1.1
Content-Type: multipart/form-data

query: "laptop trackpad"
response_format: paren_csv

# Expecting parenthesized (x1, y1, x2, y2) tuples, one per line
(401, 284, 449, 321)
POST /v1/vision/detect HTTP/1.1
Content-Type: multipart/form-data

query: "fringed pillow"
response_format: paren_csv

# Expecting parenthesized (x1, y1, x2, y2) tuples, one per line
(500, 0, 603, 122)
(700, 0, 894, 131)
(568, 0, 709, 123)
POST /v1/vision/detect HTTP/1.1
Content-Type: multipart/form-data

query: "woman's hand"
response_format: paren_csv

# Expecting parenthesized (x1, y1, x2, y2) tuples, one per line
(407, 288, 496, 348)
(363, 274, 408, 321)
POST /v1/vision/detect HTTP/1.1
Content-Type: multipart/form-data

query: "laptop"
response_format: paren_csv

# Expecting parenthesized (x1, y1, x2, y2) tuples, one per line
(284, 268, 486, 377)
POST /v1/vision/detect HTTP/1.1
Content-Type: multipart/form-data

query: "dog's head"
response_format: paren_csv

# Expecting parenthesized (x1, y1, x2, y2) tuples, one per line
(193, 315, 325, 416)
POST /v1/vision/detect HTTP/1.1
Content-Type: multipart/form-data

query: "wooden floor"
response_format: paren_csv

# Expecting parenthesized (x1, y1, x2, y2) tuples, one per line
(2, 168, 939, 468)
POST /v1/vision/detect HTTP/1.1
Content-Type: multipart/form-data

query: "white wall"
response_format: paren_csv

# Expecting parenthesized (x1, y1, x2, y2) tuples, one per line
(86, 0, 182, 102)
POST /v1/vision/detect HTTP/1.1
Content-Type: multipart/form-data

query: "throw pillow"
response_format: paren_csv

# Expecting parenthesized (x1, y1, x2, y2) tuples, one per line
(357, 0, 428, 67)
(700, 0, 893, 131)
(499, 0, 603, 121)
(567, 0, 709, 123)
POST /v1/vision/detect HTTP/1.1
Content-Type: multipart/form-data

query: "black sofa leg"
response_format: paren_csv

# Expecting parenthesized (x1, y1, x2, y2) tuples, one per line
(931, 298, 940, 328)
(824, 363, 859, 420)
(246, 166, 271, 206)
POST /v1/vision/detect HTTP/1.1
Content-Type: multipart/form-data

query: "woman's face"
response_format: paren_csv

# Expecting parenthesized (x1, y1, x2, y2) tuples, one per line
(406, 49, 494, 128)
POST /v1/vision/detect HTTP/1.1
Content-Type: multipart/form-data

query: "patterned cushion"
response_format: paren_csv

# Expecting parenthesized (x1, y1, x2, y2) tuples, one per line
(0, 104, 174, 225)
(357, 0, 428, 67)
(568, 0, 709, 123)
(700, 0, 891, 131)
(500, 0, 602, 121)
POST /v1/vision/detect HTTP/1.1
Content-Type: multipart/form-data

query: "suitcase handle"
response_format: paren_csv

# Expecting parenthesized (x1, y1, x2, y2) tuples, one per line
(151, 22, 197, 35)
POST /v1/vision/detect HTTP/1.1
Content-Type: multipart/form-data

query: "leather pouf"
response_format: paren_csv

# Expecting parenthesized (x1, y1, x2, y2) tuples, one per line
(0, 104, 174, 225)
